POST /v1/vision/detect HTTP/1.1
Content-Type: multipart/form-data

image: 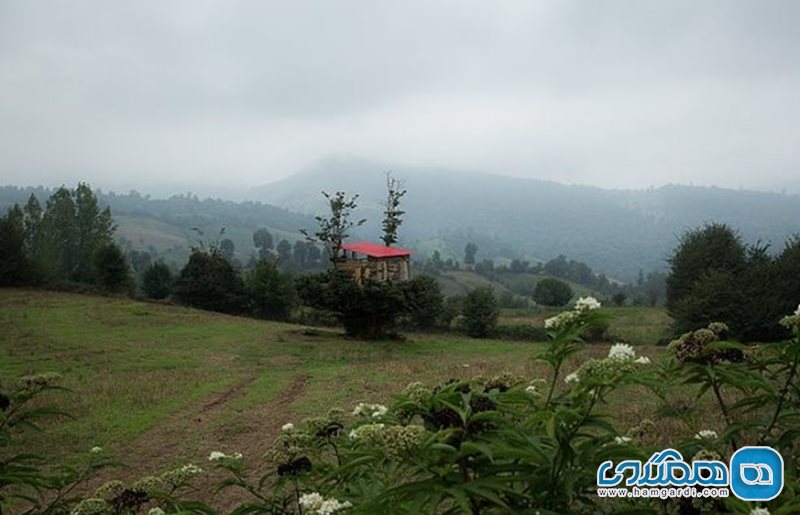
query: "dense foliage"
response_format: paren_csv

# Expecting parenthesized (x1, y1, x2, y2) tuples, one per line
(402, 274, 445, 329)
(297, 270, 409, 339)
(93, 242, 134, 293)
(667, 223, 800, 341)
(245, 259, 297, 321)
(0, 184, 118, 288)
(460, 287, 499, 338)
(142, 261, 174, 300)
(172, 248, 246, 315)
(532, 277, 574, 306)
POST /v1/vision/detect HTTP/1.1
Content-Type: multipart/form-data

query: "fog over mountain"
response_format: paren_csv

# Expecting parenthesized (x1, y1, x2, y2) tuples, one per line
(2, 1, 800, 191)
(252, 158, 800, 280)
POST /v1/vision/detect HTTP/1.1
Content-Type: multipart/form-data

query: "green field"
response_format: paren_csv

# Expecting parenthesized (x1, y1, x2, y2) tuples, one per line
(1, 289, 700, 507)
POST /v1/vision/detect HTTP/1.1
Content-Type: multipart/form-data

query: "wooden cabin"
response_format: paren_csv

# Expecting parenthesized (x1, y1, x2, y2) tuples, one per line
(335, 242, 412, 285)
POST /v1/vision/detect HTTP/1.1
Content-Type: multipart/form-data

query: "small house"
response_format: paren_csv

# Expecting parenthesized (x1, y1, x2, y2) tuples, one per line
(336, 242, 412, 285)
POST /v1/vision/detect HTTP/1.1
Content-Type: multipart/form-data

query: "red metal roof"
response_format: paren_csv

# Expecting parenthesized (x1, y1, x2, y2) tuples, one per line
(341, 242, 412, 258)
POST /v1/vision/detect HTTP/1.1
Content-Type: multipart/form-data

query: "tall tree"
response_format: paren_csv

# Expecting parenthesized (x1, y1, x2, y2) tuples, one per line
(293, 240, 309, 268)
(40, 187, 78, 280)
(22, 194, 43, 258)
(381, 172, 406, 247)
(93, 242, 132, 293)
(666, 223, 747, 313)
(73, 183, 114, 283)
(300, 191, 365, 264)
(253, 228, 274, 259)
(0, 205, 29, 285)
(276, 239, 293, 265)
(142, 261, 173, 300)
(464, 242, 478, 266)
(245, 259, 297, 321)
(173, 248, 246, 314)
(220, 238, 235, 262)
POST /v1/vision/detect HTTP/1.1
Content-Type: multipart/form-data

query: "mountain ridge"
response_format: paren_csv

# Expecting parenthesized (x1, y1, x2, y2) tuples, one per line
(250, 158, 800, 280)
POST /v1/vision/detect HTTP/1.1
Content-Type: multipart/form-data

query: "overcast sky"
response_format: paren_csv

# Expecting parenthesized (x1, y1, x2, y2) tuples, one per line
(1, 1, 799, 194)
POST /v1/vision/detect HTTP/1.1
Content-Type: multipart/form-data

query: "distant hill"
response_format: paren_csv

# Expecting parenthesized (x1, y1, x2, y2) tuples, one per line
(250, 157, 800, 281)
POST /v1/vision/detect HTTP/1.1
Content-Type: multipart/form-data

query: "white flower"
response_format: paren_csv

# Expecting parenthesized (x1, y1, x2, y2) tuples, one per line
(575, 296, 601, 311)
(525, 385, 539, 396)
(564, 372, 579, 384)
(353, 402, 388, 418)
(795, 303, 800, 317)
(299, 492, 325, 509)
(299, 492, 352, 514)
(694, 430, 718, 440)
(282, 422, 294, 432)
(608, 343, 636, 360)
(749, 508, 770, 515)
(148, 509, 166, 515)
(635, 356, 651, 365)
(349, 423, 384, 440)
(90, 446, 103, 454)
(544, 311, 578, 330)
(613, 436, 632, 445)
(318, 499, 352, 515)
(208, 451, 225, 461)
(208, 451, 241, 462)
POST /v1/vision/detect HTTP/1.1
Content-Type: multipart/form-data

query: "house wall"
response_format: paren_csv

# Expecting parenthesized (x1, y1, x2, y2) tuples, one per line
(334, 256, 410, 284)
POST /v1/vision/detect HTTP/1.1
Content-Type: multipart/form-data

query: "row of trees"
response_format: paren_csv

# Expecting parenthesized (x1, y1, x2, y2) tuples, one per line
(0, 184, 132, 292)
(666, 223, 800, 341)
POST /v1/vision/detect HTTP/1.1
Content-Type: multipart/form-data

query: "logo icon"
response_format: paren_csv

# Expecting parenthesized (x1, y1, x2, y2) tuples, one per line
(730, 446, 784, 501)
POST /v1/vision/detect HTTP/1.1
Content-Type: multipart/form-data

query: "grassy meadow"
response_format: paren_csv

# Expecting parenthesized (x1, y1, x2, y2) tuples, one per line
(1, 288, 721, 506)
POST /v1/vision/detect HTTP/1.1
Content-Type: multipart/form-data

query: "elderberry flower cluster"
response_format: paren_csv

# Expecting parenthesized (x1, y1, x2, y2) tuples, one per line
(160, 464, 203, 488)
(694, 429, 718, 440)
(352, 402, 388, 418)
(403, 381, 432, 403)
(70, 498, 109, 515)
(17, 371, 62, 389)
(298, 492, 352, 515)
(483, 372, 526, 392)
(544, 296, 601, 330)
(575, 296, 602, 312)
(779, 303, 800, 333)
(208, 450, 243, 466)
(668, 322, 743, 364)
(349, 423, 426, 459)
(564, 343, 650, 386)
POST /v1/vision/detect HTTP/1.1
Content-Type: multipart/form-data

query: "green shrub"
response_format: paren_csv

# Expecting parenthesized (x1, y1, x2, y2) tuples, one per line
(172, 248, 246, 314)
(93, 242, 133, 293)
(142, 261, 173, 299)
(440, 295, 464, 328)
(402, 274, 444, 329)
(461, 287, 499, 338)
(297, 270, 407, 339)
(245, 259, 296, 321)
(532, 277, 573, 306)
